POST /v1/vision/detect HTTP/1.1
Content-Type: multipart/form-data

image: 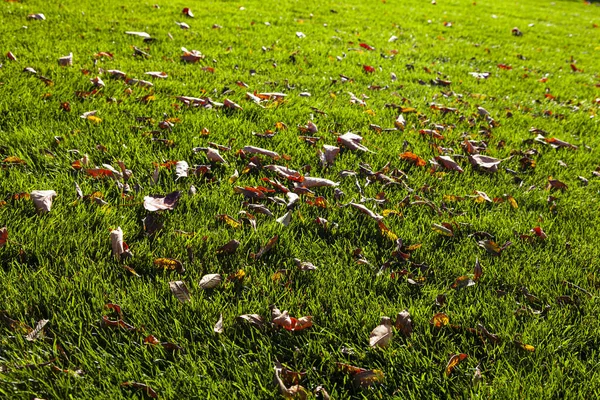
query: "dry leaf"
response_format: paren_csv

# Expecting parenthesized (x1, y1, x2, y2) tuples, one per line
(110, 227, 124, 260)
(175, 161, 189, 180)
(30, 190, 57, 212)
(473, 258, 483, 281)
(468, 155, 502, 173)
(154, 258, 185, 273)
(251, 235, 278, 259)
(121, 382, 158, 398)
(451, 275, 476, 289)
(143, 191, 181, 211)
(445, 353, 468, 376)
(169, 281, 191, 303)
(25, 319, 49, 341)
(369, 317, 393, 348)
(214, 314, 223, 333)
(58, 53, 73, 66)
(277, 211, 292, 226)
(274, 362, 308, 399)
(337, 132, 373, 152)
(400, 152, 426, 167)
(294, 258, 317, 271)
(395, 310, 413, 337)
(435, 156, 463, 172)
(430, 312, 449, 328)
(199, 274, 222, 289)
(0, 227, 7, 247)
(216, 239, 240, 255)
(242, 145, 280, 159)
(237, 314, 264, 328)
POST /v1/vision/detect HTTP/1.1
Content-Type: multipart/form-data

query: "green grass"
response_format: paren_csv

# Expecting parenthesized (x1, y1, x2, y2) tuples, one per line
(1, 0, 600, 398)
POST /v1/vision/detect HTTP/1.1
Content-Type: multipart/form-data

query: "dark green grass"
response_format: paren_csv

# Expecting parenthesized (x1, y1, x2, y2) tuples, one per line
(1, 0, 600, 398)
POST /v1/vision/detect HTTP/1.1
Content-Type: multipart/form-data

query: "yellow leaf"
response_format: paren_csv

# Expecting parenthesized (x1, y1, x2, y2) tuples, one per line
(86, 115, 102, 123)
(508, 196, 518, 209)
(365, 109, 376, 116)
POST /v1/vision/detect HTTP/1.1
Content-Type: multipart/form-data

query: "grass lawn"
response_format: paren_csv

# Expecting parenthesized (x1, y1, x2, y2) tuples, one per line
(1, 0, 600, 398)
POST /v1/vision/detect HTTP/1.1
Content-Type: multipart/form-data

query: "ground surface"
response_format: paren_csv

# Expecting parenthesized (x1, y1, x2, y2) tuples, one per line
(1, 0, 600, 398)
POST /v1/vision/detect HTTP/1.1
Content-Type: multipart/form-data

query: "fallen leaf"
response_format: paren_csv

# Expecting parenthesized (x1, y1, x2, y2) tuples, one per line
(468, 155, 502, 173)
(236, 314, 264, 328)
(169, 281, 191, 303)
(242, 145, 280, 159)
(445, 353, 468, 376)
(154, 258, 185, 273)
(274, 362, 308, 399)
(0, 227, 7, 247)
(337, 132, 373, 152)
(25, 319, 49, 341)
(400, 152, 426, 167)
(214, 314, 223, 333)
(143, 191, 181, 211)
(121, 382, 158, 398)
(369, 317, 393, 348)
(216, 239, 240, 254)
(395, 310, 413, 337)
(251, 235, 278, 259)
(58, 53, 73, 66)
(473, 258, 483, 281)
(199, 273, 222, 289)
(30, 190, 57, 212)
(430, 312, 449, 328)
(294, 258, 317, 271)
(435, 156, 463, 172)
(451, 275, 476, 289)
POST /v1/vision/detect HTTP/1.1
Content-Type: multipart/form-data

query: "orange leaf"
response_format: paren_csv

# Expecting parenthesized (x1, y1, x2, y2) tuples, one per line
(430, 312, 449, 328)
(445, 353, 468, 376)
(399, 152, 426, 167)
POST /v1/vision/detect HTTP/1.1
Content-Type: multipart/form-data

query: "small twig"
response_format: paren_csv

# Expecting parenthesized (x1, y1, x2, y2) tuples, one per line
(563, 280, 594, 298)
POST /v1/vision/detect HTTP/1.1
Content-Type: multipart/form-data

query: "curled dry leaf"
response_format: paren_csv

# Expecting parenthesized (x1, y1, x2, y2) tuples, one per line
(143, 191, 181, 211)
(277, 210, 292, 226)
(58, 53, 73, 66)
(25, 319, 49, 341)
(175, 161, 189, 180)
(445, 353, 468, 376)
(236, 314, 264, 328)
(181, 47, 204, 62)
(274, 362, 308, 399)
(214, 314, 223, 333)
(294, 258, 317, 271)
(27, 13, 46, 20)
(478, 240, 511, 256)
(0, 227, 7, 247)
(169, 281, 191, 303)
(251, 235, 278, 259)
(199, 273, 222, 289)
(435, 156, 463, 172)
(110, 227, 124, 259)
(473, 258, 483, 281)
(337, 132, 373, 152)
(319, 145, 340, 166)
(242, 145, 280, 159)
(31, 190, 57, 212)
(369, 317, 393, 348)
(154, 258, 185, 273)
(395, 310, 413, 337)
(145, 71, 168, 79)
(347, 203, 383, 221)
(468, 155, 502, 173)
(298, 176, 339, 188)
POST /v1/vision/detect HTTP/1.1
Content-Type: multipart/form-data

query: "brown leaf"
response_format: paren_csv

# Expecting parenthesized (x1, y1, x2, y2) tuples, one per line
(274, 362, 308, 399)
(369, 317, 393, 348)
(478, 240, 511, 256)
(154, 258, 185, 273)
(353, 369, 385, 387)
(337, 132, 373, 152)
(30, 190, 57, 212)
(25, 319, 49, 341)
(2, 156, 26, 164)
(169, 281, 191, 303)
(430, 312, 449, 328)
(0, 227, 7, 247)
(143, 191, 181, 211)
(531, 226, 547, 239)
(432, 223, 454, 237)
(435, 156, 463, 172)
(395, 310, 413, 337)
(101, 316, 136, 331)
(347, 203, 383, 221)
(121, 382, 158, 398)
(473, 258, 483, 281)
(546, 178, 567, 191)
(236, 314, 264, 328)
(216, 239, 240, 254)
(476, 324, 501, 344)
(251, 235, 278, 259)
(451, 275, 476, 289)
(445, 353, 468, 376)
(294, 258, 317, 271)
(545, 137, 577, 150)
